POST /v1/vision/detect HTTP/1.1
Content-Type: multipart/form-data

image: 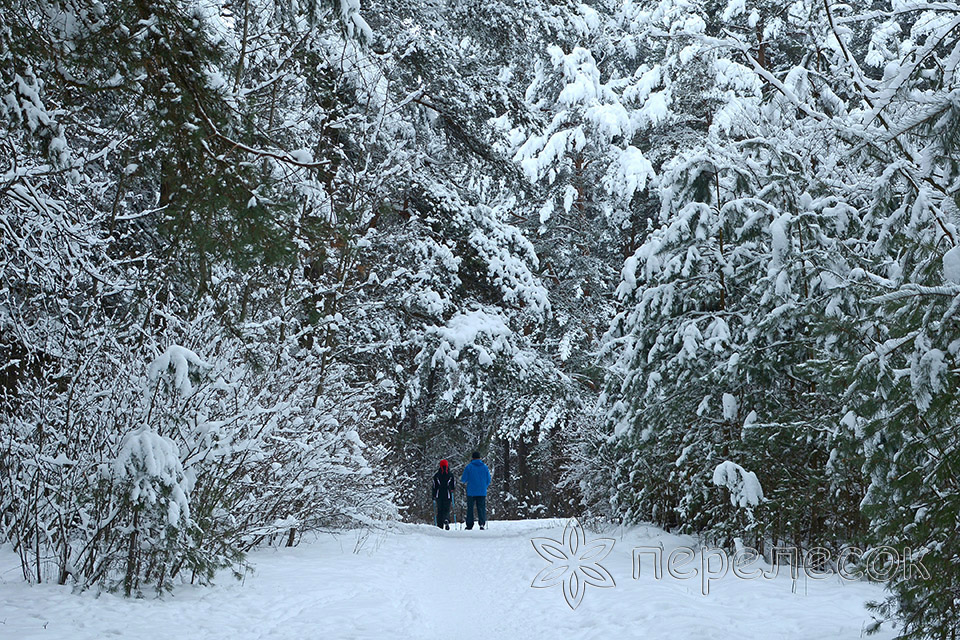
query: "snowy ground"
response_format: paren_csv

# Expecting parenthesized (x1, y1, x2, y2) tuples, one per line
(0, 519, 896, 640)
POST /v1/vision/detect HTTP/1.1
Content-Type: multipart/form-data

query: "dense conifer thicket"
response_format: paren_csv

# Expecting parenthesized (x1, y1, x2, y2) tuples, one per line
(2, 0, 959, 636)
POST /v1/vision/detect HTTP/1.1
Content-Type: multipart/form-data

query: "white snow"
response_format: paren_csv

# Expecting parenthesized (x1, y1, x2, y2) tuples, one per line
(642, 90, 669, 125)
(768, 212, 791, 271)
(339, 0, 373, 41)
(605, 146, 654, 200)
(428, 310, 513, 370)
(0, 519, 896, 640)
(715, 58, 763, 97)
(563, 185, 578, 213)
(722, 0, 746, 22)
(114, 427, 190, 523)
(148, 345, 207, 396)
(289, 148, 314, 164)
(943, 245, 960, 284)
(539, 199, 554, 224)
(721, 393, 738, 421)
(911, 347, 947, 411)
(713, 460, 764, 509)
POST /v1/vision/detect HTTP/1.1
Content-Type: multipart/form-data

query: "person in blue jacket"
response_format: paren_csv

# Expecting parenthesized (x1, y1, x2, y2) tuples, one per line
(460, 450, 491, 530)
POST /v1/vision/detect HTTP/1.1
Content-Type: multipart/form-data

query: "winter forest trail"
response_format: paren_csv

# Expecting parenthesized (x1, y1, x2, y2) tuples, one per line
(0, 520, 896, 640)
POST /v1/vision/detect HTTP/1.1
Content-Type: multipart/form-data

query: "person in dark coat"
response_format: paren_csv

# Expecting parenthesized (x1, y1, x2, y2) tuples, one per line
(433, 459, 455, 529)
(460, 451, 491, 530)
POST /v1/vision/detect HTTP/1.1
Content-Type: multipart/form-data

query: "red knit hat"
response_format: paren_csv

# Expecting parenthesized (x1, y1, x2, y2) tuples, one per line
(439, 459, 449, 471)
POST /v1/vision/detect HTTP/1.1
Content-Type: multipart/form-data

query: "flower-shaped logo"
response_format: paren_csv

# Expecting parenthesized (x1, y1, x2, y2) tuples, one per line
(530, 519, 616, 609)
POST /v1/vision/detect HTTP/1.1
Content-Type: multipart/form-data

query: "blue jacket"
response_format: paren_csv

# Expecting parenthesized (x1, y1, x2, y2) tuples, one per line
(461, 459, 491, 496)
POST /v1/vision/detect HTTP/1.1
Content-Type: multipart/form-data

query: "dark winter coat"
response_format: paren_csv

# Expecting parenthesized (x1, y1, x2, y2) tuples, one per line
(460, 459, 491, 496)
(433, 470, 455, 501)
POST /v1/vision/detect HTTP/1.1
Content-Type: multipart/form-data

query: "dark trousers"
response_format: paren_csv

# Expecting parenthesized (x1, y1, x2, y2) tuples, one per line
(465, 495, 486, 529)
(435, 498, 451, 527)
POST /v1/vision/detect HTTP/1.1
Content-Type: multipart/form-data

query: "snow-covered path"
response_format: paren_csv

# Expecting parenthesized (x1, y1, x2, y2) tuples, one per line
(1, 520, 896, 639)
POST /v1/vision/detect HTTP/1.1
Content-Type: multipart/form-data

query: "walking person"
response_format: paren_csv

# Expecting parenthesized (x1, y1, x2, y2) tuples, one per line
(460, 451, 491, 530)
(433, 459, 455, 529)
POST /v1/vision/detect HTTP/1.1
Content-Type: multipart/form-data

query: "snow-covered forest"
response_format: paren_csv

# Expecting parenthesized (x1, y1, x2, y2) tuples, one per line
(2, 0, 959, 638)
